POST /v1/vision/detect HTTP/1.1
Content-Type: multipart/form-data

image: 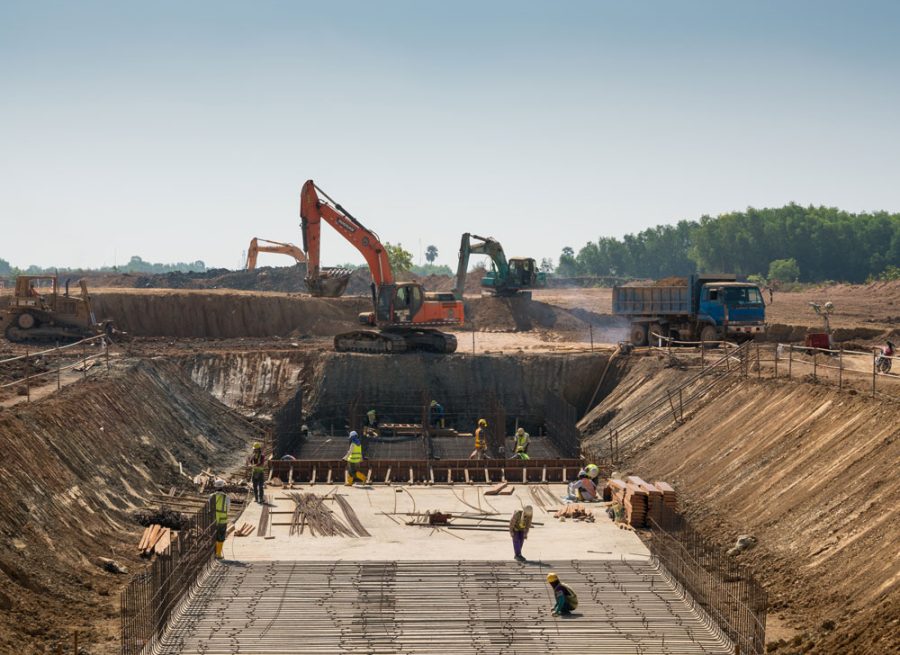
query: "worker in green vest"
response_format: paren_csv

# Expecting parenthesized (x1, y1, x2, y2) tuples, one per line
(249, 442, 266, 504)
(513, 427, 530, 458)
(343, 431, 367, 486)
(210, 478, 230, 560)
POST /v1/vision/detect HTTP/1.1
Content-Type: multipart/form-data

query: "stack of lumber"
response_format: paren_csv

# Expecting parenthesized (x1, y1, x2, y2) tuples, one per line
(553, 504, 595, 522)
(605, 479, 648, 528)
(137, 524, 177, 557)
(628, 476, 664, 525)
(654, 481, 678, 514)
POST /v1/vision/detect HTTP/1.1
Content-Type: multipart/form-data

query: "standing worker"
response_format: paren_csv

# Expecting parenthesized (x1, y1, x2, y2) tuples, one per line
(343, 431, 367, 486)
(513, 427, 530, 457)
(210, 478, 229, 560)
(429, 400, 445, 428)
(470, 419, 488, 459)
(249, 442, 266, 504)
(546, 573, 578, 616)
(509, 505, 533, 562)
(366, 408, 379, 435)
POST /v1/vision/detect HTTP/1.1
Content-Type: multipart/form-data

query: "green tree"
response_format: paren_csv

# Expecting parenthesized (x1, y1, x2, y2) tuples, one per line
(558, 246, 577, 276)
(768, 257, 800, 283)
(385, 242, 413, 273)
(425, 245, 438, 264)
(0, 258, 12, 276)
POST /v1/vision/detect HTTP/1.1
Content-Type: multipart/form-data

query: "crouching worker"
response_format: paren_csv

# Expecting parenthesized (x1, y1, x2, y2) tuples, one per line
(343, 431, 367, 486)
(568, 469, 598, 501)
(509, 505, 533, 562)
(210, 478, 229, 560)
(547, 572, 578, 616)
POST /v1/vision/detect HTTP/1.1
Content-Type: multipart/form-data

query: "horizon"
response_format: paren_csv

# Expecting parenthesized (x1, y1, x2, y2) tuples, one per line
(3, 1, 900, 270)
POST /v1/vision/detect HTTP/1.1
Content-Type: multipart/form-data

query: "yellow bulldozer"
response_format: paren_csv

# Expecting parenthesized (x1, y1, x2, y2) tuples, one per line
(0, 275, 112, 343)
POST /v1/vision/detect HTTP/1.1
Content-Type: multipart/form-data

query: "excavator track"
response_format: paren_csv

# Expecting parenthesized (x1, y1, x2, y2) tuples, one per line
(334, 329, 457, 354)
(4, 324, 94, 343)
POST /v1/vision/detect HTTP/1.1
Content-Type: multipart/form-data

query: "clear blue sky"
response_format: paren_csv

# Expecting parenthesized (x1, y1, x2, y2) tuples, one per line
(2, 1, 899, 270)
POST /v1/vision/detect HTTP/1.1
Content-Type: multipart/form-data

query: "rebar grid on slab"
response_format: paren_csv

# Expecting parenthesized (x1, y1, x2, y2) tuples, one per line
(154, 560, 734, 654)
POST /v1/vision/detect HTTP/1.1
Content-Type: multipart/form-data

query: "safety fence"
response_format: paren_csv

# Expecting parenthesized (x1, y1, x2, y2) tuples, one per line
(648, 514, 767, 655)
(121, 499, 215, 655)
(0, 333, 112, 401)
(648, 334, 899, 400)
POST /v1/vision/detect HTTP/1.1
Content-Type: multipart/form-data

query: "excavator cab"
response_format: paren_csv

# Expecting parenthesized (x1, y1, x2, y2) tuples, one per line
(363, 283, 424, 325)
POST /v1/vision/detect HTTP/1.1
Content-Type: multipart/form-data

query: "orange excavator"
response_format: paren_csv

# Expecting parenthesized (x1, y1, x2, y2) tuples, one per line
(300, 180, 464, 353)
(245, 238, 307, 270)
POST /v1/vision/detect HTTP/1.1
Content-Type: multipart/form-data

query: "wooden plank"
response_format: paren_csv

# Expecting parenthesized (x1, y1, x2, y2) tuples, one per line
(326, 468, 332, 485)
(542, 466, 547, 484)
(464, 468, 470, 484)
(137, 526, 152, 551)
(409, 467, 414, 485)
(447, 468, 453, 485)
(500, 468, 506, 483)
(429, 467, 435, 486)
(385, 467, 392, 485)
(310, 466, 316, 486)
(522, 467, 527, 484)
(484, 482, 509, 496)
(484, 468, 490, 483)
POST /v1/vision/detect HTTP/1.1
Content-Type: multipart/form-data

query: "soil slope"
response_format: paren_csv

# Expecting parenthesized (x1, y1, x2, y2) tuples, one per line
(584, 356, 899, 654)
(0, 360, 250, 654)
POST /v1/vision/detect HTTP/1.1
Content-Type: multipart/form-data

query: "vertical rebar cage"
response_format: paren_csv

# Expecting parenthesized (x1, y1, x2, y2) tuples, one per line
(121, 500, 216, 655)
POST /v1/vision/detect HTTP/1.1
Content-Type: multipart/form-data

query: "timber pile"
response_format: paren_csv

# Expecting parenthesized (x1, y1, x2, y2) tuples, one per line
(232, 522, 255, 537)
(484, 482, 515, 496)
(605, 479, 648, 528)
(654, 481, 678, 513)
(553, 504, 595, 522)
(137, 524, 177, 557)
(628, 476, 663, 525)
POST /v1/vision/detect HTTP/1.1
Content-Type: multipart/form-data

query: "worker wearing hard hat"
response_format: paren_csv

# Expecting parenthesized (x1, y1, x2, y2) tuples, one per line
(513, 427, 530, 459)
(509, 505, 534, 562)
(249, 442, 266, 504)
(210, 478, 230, 560)
(568, 469, 598, 501)
(584, 463, 600, 485)
(470, 419, 488, 460)
(546, 572, 578, 616)
(343, 431, 367, 486)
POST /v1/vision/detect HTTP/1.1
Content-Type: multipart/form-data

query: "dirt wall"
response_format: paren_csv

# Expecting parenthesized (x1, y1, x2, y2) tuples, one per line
(583, 357, 900, 654)
(0, 360, 250, 654)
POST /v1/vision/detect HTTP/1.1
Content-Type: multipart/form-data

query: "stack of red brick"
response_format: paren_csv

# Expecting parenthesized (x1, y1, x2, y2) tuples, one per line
(603, 477, 677, 528)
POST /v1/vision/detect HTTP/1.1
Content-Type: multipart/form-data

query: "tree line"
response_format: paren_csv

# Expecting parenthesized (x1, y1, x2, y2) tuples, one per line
(556, 204, 900, 283)
(0, 255, 207, 277)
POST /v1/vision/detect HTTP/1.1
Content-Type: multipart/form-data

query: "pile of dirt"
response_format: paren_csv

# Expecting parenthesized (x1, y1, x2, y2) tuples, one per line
(583, 357, 900, 654)
(465, 296, 593, 334)
(0, 359, 250, 653)
(91, 289, 368, 338)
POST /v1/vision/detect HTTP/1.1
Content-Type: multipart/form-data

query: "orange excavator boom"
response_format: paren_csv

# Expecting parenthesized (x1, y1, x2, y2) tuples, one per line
(245, 238, 307, 270)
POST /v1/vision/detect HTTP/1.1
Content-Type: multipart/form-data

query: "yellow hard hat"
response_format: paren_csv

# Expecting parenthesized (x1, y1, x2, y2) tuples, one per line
(478, 419, 487, 427)
(546, 572, 558, 583)
(430, 400, 437, 407)
(253, 442, 261, 449)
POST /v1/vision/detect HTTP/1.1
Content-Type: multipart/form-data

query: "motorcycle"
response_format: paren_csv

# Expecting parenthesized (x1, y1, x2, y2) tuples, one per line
(875, 341, 895, 374)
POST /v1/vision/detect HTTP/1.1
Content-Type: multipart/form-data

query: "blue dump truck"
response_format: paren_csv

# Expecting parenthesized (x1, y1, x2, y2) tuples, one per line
(612, 274, 766, 346)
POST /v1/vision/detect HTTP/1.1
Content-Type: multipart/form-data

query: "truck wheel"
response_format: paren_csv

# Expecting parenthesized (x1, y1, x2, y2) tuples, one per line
(700, 324, 719, 347)
(630, 323, 648, 346)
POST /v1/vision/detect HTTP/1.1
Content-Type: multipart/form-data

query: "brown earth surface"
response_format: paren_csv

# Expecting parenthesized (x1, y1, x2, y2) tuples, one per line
(583, 355, 900, 655)
(0, 360, 250, 654)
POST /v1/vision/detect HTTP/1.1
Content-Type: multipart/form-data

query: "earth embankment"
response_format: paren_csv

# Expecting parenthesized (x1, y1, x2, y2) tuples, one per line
(583, 355, 899, 654)
(0, 360, 250, 654)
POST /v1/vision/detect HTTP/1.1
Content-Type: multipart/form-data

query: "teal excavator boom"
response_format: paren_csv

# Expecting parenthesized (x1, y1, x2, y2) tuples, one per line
(453, 233, 546, 299)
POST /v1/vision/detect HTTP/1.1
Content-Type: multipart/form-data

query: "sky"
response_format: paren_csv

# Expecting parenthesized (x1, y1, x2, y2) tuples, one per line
(2, 1, 900, 271)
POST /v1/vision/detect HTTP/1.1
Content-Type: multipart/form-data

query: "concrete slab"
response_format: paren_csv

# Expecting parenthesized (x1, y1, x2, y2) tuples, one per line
(226, 484, 648, 562)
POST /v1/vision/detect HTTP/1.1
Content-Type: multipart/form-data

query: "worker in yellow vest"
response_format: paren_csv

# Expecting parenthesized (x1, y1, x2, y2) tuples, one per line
(249, 442, 266, 504)
(469, 419, 488, 460)
(509, 505, 533, 562)
(513, 427, 530, 458)
(343, 431, 367, 486)
(210, 478, 230, 560)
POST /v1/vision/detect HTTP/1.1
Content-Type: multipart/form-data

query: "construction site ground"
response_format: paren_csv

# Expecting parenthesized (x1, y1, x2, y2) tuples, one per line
(0, 279, 897, 654)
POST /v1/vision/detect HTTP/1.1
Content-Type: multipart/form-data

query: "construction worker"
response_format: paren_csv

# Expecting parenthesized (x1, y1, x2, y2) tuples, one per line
(470, 419, 488, 459)
(249, 442, 266, 504)
(210, 478, 229, 560)
(513, 427, 530, 457)
(429, 400, 445, 428)
(343, 431, 367, 486)
(568, 469, 598, 501)
(366, 408, 379, 433)
(509, 505, 533, 562)
(546, 573, 578, 616)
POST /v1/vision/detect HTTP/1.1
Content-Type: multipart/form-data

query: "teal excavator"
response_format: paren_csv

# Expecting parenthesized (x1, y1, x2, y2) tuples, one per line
(453, 233, 546, 299)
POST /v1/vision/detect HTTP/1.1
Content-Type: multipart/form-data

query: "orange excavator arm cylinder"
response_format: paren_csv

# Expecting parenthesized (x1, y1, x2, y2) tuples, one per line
(300, 180, 394, 286)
